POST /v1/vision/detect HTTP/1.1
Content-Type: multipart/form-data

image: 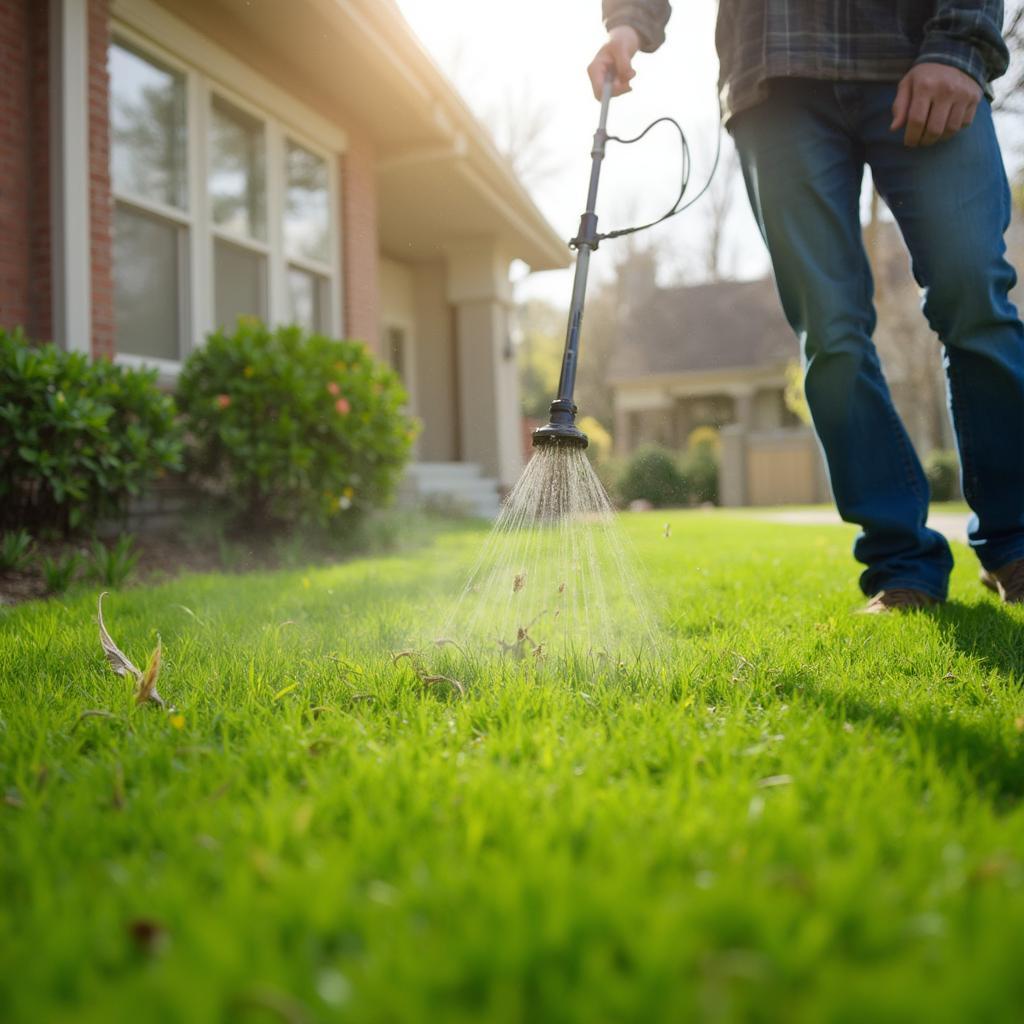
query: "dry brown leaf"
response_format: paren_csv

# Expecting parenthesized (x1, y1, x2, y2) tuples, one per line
(433, 637, 466, 655)
(421, 674, 465, 697)
(98, 592, 140, 680)
(98, 593, 165, 708)
(136, 638, 164, 707)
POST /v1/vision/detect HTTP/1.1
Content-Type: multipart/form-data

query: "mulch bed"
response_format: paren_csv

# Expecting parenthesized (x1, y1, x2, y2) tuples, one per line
(0, 531, 286, 608)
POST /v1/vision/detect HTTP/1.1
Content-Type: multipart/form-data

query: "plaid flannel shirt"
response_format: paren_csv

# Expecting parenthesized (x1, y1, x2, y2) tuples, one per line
(602, 1, 1010, 121)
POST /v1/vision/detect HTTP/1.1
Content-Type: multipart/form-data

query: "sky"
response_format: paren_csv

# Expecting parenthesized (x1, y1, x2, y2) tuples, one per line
(395, 1, 1023, 308)
(394, 0, 769, 305)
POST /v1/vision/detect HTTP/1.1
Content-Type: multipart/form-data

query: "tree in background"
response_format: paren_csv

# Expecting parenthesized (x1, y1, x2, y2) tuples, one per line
(701, 147, 741, 282)
(994, 1, 1024, 114)
(515, 299, 563, 420)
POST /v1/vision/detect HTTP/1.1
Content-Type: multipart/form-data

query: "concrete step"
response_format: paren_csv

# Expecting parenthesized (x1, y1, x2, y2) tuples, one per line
(405, 462, 483, 479)
(401, 461, 501, 520)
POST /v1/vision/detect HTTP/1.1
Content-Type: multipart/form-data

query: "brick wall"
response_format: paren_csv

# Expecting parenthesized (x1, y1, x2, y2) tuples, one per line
(27, 1, 52, 342)
(0, 0, 111, 354)
(0, 0, 52, 343)
(0, 0, 33, 336)
(340, 124, 380, 352)
(88, 0, 113, 359)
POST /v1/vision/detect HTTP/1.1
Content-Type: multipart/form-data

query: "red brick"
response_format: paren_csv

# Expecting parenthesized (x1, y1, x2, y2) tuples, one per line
(340, 126, 380, 352)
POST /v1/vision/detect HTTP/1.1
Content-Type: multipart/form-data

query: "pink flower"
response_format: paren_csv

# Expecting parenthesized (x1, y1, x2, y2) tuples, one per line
(335, 397, 351, 415)
(326, 381, 340, 396)
(216, 394, 231, 409)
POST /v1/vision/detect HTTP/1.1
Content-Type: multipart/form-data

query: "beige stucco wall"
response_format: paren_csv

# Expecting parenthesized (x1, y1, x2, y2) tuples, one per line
(379, 257, 415, 327)
(411, 262, 458, 462)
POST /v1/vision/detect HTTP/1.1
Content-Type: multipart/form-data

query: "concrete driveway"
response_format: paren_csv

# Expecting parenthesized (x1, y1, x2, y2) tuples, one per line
(750, 507, 971, 544)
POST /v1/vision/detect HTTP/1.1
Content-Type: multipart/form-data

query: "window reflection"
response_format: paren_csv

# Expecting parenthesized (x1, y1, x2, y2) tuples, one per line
(284, 141, 330, 264)
(110, 41, 187, 209)
(209, 96, 266, 241)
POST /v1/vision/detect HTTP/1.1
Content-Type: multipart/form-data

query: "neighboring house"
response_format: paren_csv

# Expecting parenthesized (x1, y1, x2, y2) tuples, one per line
(0, 0, 568, 513)
(608, 274, 829, 506)
(608, 211, 1024, 507)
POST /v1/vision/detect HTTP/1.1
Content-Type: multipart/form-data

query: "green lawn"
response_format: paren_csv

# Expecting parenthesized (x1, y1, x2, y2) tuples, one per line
(2, 512, 1023, 1023)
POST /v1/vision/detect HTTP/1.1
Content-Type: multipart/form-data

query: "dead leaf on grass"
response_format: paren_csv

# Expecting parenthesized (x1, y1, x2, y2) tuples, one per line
(98, 592, 140, 680)
(433, 637, 466, 655)
(127, 917, 168, 956)
(135, 637, 163, 706)
(420, 674, 465, 697)
(97, 593, 165, 707)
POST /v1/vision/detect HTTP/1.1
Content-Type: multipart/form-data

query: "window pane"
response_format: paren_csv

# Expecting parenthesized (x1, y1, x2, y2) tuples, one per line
(114, 204, 183, 360)
(209, 95, 266, 241)
(287, 266, 327, 333)
(109, 41, 187, 209)
(214, 238, 267, 329)
(284, 141, 330, 264)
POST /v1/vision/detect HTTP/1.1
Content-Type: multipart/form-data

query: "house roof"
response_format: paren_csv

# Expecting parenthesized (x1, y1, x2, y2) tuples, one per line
(608, 277, 796, 384)
(166, 0, 569, 271)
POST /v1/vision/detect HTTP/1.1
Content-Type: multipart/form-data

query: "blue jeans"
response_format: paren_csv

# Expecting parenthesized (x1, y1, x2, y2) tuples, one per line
(731, 79, 1024, 601)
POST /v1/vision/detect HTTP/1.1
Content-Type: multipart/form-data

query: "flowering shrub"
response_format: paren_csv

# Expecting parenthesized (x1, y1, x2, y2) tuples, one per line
(176, 320, 416, 527)
(0, 327, 182, 533)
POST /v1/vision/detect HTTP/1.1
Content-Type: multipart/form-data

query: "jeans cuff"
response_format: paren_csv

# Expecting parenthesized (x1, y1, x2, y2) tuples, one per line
(862, 576, 948, 602)
(976, 543, 1024, 574)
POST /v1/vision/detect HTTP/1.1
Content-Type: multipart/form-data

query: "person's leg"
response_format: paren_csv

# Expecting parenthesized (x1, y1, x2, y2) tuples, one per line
(863, 90, 1024, 574)
(731, 80, 953, 600)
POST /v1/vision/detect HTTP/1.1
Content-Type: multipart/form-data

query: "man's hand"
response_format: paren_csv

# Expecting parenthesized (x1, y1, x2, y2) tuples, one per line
(588, 26, 640, 100)
(891, 62, 983, 148)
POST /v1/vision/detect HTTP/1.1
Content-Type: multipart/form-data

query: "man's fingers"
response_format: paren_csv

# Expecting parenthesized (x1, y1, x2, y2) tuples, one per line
(586, 53, 613, 100)
(587, 47, 633, 99)
(903, 94, 932, 147)
(920, 98, 953, 146)
(942, 101, 968, 139)
(891, 76, 912, 130)
(609, 45, 636, 95)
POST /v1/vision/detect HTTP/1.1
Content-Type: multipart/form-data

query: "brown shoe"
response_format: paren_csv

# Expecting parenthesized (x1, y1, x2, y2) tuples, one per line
(860, 588, 941, 614)
(980, 558, 1024, 604)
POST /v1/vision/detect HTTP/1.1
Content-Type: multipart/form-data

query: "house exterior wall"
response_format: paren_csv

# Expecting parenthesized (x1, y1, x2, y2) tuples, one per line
(0, 0, 111, 353)
(412, 262, 458, 462)
(0, 0, 50, 341)
(378, 255, 418, 428)
(341, 124, 379, 352)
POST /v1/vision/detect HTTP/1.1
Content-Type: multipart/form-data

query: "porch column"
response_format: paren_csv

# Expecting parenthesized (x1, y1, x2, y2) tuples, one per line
(446, 240, 522, 489)
(732, 389, 755, 430)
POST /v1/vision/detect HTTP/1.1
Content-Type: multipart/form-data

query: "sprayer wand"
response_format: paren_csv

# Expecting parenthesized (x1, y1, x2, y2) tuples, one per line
(531, 67, 720, 452)
(531, 72, 615, 450)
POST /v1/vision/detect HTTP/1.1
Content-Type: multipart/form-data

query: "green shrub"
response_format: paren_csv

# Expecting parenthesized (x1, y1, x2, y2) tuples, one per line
(925, 449, 961, 502)
(0, 529, 34, 571)
(88, 535, 138, 588)
(681, 447, 718, 504)
(176, 320, 415, 528)
(0, 328, 183, 534)
(41, 552, 79, 595)
(617, 445, 688, 508)
(680, 428, 719, 504)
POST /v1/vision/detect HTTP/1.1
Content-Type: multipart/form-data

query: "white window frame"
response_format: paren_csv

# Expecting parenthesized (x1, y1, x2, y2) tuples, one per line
(110, 14, 344, 380)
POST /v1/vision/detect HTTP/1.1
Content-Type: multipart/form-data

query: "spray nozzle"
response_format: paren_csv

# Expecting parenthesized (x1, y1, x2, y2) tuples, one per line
(532, 399, 589, 449)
